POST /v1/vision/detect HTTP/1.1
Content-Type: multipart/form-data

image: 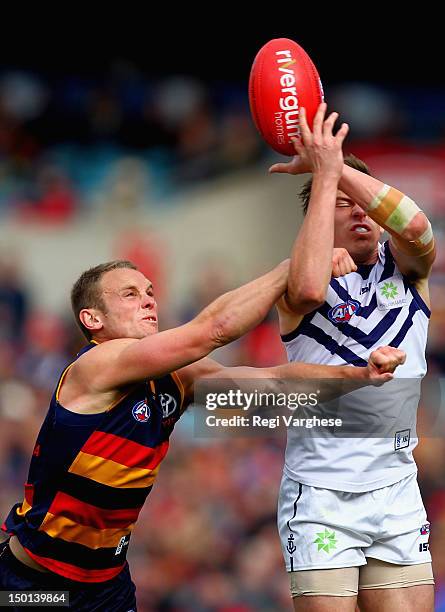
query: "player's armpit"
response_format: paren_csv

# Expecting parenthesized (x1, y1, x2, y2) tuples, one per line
(175, 358, 225, 409)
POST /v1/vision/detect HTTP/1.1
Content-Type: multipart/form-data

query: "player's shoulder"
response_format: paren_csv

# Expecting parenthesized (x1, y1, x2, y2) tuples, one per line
(71, 338, 138, 380)
(64, 337, 154, 399)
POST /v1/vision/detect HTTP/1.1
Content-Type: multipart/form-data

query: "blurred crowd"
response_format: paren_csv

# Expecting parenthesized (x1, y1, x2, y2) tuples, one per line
(0, 66, 444, 611)
(0, 66, 263, 222)
(0, 249, 444, 611)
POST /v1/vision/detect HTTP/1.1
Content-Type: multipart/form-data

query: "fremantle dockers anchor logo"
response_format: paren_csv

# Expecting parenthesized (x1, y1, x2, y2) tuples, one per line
(286, 533, 296, 555)
(159, 393, 177, 418)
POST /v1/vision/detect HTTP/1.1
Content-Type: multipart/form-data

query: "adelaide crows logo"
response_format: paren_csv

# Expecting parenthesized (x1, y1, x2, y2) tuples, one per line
(132, 401, 151, 423)
(328, 299, 360, 324)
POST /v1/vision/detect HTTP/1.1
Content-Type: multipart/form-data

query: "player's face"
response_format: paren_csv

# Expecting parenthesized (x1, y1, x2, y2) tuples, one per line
(99, 268, 158, 340)
(333, 190, 382, 264)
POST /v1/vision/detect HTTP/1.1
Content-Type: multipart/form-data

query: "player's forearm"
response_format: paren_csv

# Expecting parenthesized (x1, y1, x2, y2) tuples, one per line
(208, 362, 372, 407)
(197, 260, 289, 346)
(287, 173, 338, 311)
(339, 165, 434, 256)
(272, 361, 371, 403)
(273, 361, 367, 382)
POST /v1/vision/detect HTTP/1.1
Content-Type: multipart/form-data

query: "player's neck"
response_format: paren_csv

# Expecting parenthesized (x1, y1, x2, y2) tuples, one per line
(353, 245, 379, 266)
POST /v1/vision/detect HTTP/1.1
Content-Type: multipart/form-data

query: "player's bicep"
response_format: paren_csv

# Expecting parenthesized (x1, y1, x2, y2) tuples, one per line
(276, 296, 304, 335)
(81, 321, 217, 391)
(389, 237, 436, 281)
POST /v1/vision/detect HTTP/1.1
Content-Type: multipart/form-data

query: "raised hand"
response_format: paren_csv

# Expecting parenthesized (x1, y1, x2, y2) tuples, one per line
(269, 102, 349, 178)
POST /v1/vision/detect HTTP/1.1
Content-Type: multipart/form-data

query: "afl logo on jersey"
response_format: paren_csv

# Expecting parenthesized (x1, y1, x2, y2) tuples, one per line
(159, 393, 177, 418)
(132, 401, 151, 423)
(328, 299, 360, 324)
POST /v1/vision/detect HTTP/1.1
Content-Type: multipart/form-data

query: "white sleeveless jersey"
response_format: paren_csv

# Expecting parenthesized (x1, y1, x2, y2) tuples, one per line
(282, 241, 430, 492)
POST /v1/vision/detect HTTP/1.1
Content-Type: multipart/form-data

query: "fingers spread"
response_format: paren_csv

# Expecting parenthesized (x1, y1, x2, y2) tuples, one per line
(299, 107, 312, 145)
(323, 111, 338, 138)
(335, 122, 349, 144)
(312, 102, 327, 138)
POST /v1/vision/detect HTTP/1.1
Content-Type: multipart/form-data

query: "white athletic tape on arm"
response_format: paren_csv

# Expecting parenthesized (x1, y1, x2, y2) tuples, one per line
(385, 195, 419, 233)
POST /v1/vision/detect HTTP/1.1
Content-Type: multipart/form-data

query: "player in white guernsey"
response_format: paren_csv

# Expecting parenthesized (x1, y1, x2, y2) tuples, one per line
(269, 103, 436, 612)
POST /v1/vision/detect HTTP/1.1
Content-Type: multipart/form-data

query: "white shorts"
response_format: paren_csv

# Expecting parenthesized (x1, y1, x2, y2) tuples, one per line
(278, 472, 432, 571)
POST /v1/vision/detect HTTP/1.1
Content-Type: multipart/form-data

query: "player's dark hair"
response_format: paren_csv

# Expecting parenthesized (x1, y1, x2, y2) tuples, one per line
(299, 154, 372, 215)
(71, 260, 137, 340)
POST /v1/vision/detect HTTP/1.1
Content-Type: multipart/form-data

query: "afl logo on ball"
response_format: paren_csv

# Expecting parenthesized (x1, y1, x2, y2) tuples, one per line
(132, 401, 151, 423)
(159, 393, 177, 418)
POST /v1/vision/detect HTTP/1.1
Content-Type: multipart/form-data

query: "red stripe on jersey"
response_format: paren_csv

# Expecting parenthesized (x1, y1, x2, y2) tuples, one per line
(24, 483, 34, 507)
(48, 492, 140, 529)
(82, 431, 169, 470)
(25, 548, 124, 582)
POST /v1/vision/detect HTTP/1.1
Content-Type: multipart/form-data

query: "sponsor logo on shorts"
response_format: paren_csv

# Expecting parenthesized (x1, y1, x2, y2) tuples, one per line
(394, 429, 410, 451)
(286, 533, 296, 555)
(115, 535, 130, 556)
(328, 299, 360, 324)
(420, 523, 430, 536)
(132, 401, 151, 423)
(313, 529, 337, 554)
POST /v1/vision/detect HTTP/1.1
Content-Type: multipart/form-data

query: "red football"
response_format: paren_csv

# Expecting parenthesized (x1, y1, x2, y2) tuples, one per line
(249, 38, 324, 156)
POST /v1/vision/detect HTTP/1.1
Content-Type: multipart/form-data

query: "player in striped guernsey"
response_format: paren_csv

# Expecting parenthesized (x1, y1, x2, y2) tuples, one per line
(270, 103, 435, 611)
(0, 259, 404, 610)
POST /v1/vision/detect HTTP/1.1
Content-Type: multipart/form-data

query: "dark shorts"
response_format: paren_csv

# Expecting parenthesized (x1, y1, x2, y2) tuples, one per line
(0, 539, 137, 611)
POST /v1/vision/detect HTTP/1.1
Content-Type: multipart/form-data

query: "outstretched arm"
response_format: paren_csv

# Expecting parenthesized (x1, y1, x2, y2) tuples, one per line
(177, 346, 406, 409)
(73, 260, 290, 391)
(268, 102, 349, 333)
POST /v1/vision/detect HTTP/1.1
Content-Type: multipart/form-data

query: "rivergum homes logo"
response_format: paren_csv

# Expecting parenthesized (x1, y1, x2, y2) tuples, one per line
(274, 49, 300, 145)
(132, 401, 151, 423)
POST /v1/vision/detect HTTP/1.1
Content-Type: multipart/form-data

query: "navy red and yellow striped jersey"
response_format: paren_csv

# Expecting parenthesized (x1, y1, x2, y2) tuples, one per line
(2, 342, 184, 582)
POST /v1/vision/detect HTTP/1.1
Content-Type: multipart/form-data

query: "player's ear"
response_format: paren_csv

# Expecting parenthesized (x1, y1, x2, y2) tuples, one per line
(79, 309, 104, 334)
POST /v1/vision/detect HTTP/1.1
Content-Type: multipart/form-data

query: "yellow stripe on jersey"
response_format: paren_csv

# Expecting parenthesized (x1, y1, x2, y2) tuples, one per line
(68, 452, 160, 488)
(16, 499, 32, 517)
(39, 512, 133, 549)
(55, 363, 75, 402)
(171, 371, 185, 411)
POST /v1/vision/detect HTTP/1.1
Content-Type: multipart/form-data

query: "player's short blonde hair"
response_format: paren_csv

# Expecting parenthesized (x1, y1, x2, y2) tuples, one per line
(71, 260, 137, 339)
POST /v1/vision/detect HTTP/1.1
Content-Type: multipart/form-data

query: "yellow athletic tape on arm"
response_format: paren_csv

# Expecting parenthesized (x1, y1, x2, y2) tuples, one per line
(391, 221, 435, 257)
(369, 184, 434, 256)
(368, 185, 419, 233)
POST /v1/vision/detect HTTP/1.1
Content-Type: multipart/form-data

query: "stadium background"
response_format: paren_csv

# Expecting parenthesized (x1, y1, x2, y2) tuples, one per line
(0, 27, 444, 611)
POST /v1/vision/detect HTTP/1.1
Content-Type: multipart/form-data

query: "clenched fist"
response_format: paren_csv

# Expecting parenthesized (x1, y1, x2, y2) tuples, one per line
(367, 346, 406, 384)
(332, 248, 357, 277)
